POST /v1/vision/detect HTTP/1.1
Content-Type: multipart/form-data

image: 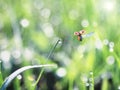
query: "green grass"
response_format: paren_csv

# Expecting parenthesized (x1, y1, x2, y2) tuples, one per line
(0, 0, 120, 90)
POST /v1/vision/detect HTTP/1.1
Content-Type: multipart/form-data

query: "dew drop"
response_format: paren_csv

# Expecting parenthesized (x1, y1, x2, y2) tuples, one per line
(20, 19, 29, 28)
(81, 19, 89, 27)
(109, 42, 114, 48)
(107, 56, 115, 65)
(56, 67, 66, 77)
(103, 39, 109, 45)
(17, 74, 22, 80)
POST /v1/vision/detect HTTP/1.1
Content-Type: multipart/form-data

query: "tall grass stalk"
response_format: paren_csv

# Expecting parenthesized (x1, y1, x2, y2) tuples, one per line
(34, 39, 61, 87)
(0, 64, 57, 90)
(89, 71, 94, 90)
(0, 61, 3, 87)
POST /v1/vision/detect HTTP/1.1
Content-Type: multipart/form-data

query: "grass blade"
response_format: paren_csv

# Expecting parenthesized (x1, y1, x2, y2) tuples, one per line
(34, 39, 61, 86)
(0, 64, 57, 90)
(0, 61, 3, 87)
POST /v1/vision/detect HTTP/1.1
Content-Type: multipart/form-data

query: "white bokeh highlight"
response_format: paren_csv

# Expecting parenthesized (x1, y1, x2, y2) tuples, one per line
(56, 67, 67, 77)
(20, 19, 29, 28)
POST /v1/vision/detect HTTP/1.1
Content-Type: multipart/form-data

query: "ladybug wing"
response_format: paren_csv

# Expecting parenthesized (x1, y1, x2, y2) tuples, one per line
(82, 32, 94, 38)
(74, 32, 80, 36)
(79, 30, 86, 34)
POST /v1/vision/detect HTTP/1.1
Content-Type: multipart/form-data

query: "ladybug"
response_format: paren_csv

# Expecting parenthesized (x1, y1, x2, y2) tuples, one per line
(74, 30, 86, 41)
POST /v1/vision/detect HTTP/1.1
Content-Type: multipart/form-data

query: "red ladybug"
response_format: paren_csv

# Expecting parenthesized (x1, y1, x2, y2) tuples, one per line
(74, 30, 86, 41)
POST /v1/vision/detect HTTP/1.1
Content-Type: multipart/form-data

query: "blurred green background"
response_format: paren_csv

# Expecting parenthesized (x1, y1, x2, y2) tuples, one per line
(0, 0, 120, 90)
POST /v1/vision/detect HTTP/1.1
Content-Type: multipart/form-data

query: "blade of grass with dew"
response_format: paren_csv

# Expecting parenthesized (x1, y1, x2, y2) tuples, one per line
(34, 39, 61, 86)
(89, 71, 94, 90)
(0, 64, 57, 90)
(47, 39, 61, 59)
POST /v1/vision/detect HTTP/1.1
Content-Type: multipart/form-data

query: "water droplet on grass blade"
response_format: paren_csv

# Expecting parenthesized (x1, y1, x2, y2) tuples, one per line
(17, 74, 22, 80)
(81, 19, 89, 27)
(81, 75, 88, 83)
(109, 42, 114, 48)
(106, 56, 115, 65)
(58, 40, 62, 44)
(103, 39, 109, 45)
(20, 19, 29, 28)
(56, 67, 66, 77)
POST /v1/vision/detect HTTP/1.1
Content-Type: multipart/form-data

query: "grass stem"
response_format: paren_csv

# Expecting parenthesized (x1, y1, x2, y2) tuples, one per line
(89, 71, 94, 90)
(34, 39, 61, 87)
